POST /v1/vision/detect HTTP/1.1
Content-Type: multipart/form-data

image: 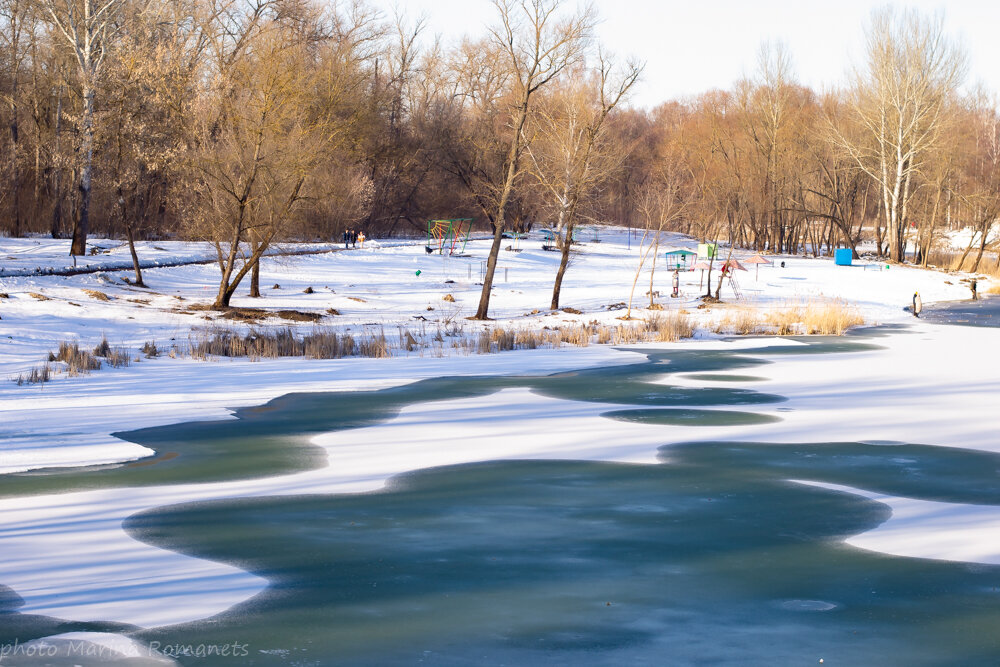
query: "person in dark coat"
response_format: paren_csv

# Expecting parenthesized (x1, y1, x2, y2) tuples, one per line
(912, 291, 922, 317)
(351, 229, 358, 248)
(971, 278, 978, 301)
(343, 229, 351, 249)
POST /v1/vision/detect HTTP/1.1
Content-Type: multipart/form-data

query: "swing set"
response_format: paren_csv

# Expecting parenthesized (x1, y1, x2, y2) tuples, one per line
(426, 219, 473, 255)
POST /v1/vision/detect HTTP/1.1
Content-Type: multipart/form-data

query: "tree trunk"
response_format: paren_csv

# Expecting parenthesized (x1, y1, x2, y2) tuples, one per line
(50, 87, 64, 238)
(474, 222, 505, 319)
(9, 106, 21, 237)
(473, 101, 530, 320)
(215, 261, 237, 308)
(971, 223, 991, 272)
(648, 244, 658, 308)
(250, 246, 261, 297)
(121, 193, 145, 287)
(70, 84, 95, 255)
(550, 229, 571, 310)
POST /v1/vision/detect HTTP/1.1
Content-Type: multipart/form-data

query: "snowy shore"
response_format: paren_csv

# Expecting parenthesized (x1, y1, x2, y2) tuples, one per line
(0, 230, 981, 473)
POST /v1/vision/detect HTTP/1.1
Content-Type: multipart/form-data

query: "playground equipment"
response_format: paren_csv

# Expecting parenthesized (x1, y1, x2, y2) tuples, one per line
(744, 254, 773, 281)
(692, 260, 712, 290)
(502, 230, 523, 252)
(426, 219, 473, 255)
(721, 258, 748, 301)
(697, 243, 717, 260)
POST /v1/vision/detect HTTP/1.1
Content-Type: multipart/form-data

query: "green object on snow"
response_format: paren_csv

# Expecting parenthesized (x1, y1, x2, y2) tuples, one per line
(415, 269, 422, 276)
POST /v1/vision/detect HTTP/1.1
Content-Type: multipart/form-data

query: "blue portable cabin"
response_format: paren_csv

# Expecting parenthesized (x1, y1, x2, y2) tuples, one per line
(834, 248, 853, 266)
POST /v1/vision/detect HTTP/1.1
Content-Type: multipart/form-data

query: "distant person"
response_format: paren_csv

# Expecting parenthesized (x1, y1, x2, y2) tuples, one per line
(672, 270, 680, 298)
(912, 291, 922, 318)
(358, 231, 366, 248)
(342, 229, 351, 249)
(351, 229, 358, 249)
(971, 278, 978, 301)
(780, 261, 785, 268)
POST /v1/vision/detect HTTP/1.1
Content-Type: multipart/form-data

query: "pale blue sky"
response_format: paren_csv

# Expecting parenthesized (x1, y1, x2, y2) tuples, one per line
(373, 1, 999, 108)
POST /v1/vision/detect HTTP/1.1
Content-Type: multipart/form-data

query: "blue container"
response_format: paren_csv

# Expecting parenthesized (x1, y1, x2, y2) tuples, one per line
(834, 248, 853, 266)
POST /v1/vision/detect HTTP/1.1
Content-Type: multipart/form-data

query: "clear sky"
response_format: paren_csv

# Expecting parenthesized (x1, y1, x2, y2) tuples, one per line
(371, 0, 1000, 109)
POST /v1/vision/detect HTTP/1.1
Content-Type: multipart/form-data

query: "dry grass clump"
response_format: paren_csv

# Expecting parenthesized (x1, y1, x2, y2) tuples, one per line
(90, 337, 132, 367)
(399, 329, 419, 351)
(28, 292, 50, 301)
(558, 323, 591, 346)
(644, 312, 695, 341)
(304, 330, 355, 358)
(13, 364, 51, 386)
(475, 324, 585, 354)
(93, 337, 111, 357)
(49, 341, 102, 375)
(188, 327, 388, 361)
(83, 289, 112, 301)
(795, 301, 864, 335)
(357, 330, 390, 358)
(104, 346, 132, 368)
(612, 323, 644, 344)
(984, 282, 1000, 295)
(142, 341, 159, 357)
(712, 300, 864, 336)
(712, 309, 767, 335)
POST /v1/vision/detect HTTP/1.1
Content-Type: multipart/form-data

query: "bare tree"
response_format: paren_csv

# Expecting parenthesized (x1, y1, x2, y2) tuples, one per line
(470, 0, 594, 319)
(625, 156, 691, 319)
(526, 53, 641, 310)
(833, 7, 966, 262)
(186, 3, 375, 308)
(0, 0, 37, 237)
(38, 0, 133, 255)
(954, 99, 1000, 272)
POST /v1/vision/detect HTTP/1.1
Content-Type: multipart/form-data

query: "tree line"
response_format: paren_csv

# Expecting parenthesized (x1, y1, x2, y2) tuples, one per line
(1, 1, 997, 313)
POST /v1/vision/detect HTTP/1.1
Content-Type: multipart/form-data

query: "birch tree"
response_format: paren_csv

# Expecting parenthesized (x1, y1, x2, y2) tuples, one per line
(38, 0, 132, 255)
(834, 7, 966, 262)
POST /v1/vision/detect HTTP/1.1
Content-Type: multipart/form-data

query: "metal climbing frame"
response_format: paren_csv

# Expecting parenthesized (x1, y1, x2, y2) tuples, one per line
(728, 273, 744, 301)
(427, 219, 473, 255)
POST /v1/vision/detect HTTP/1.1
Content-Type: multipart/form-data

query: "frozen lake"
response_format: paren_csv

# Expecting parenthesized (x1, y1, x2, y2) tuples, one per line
(4, 328, 1000, 665)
